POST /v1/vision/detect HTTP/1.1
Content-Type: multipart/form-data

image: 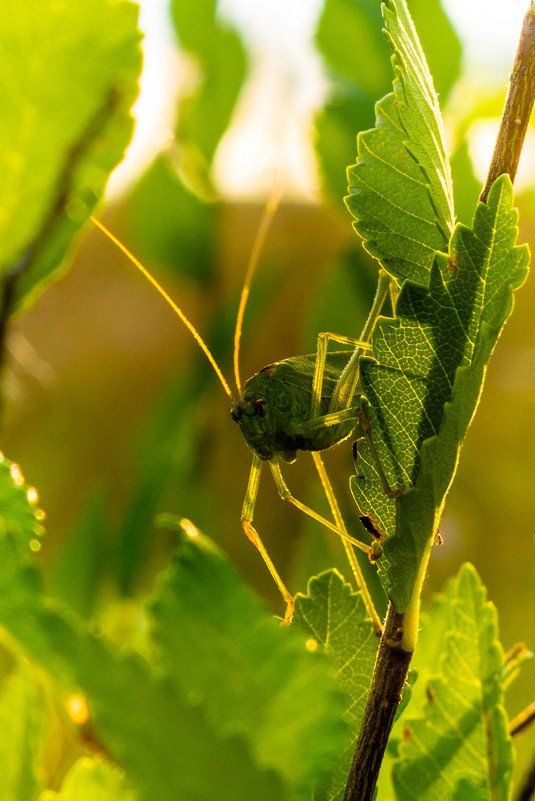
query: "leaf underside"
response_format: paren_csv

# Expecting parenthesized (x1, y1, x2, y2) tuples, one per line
(352, 176, 529, 609)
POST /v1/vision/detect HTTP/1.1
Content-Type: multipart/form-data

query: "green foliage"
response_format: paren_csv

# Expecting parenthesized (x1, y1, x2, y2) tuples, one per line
(38, 758, 135, 801)
(124, 155, 218, 283)
(0, 0, 532, 799)
(0, 504, 349, 800)
(316, 0, 461, 207)
(0, 0, 142, 310)
(294, 571, 379, 800)
(393, 564, 513, 801)
(353, 175, 529, 611)
(346, 0, 454, 284)
(0, 663, 46, 801)
(343, 0, 529, 624)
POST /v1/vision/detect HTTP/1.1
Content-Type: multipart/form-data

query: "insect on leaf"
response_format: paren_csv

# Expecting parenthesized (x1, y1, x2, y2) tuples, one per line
(352, 176, 530, 611)
(345, 0, 454, 285)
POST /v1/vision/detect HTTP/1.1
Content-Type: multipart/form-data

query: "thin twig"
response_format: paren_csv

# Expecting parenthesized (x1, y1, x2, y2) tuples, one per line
(343, 604, 412, 801)
(480, 3, 535, 203)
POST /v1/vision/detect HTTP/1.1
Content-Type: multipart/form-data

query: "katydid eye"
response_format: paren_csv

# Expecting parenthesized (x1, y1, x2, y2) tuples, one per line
(255, 399, 267, 417)
(230, 407, 242, 422)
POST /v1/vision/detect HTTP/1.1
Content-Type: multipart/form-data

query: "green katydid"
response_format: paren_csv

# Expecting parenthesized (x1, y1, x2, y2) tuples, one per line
(91, 203, 399, 632)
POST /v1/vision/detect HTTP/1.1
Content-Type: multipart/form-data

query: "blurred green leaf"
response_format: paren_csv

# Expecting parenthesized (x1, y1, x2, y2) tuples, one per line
(0, 663, 46, 801)
(317, 0, 390, 97)
(49, 492, 109, 618)
(346, 0, 454, 285)
(294, 570, 379, 801)
(0, 454, 44, 557)
(450, 136, 482, 226)
(171, 0, 247, 190)
(39, 757, 135, 801)
(0, 536, 289, 801)
(392, 564, 513, 801)
(316, 0, 461, 208)
(148, 529, 349, 799)
(124, 155, 217, 283)
(352, 176, 529, 610)
(0, 0, 142, 310)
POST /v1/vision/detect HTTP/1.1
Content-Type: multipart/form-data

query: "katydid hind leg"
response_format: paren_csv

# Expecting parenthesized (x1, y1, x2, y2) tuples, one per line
(311, 332, 372, 419)
(269, 461, 368, 553)
(311, 453, 382, 635)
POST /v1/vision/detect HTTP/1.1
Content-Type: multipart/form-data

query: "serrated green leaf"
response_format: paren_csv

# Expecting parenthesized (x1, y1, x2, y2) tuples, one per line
(294, 570, 379, 801)
(38, 757, 135, 801)
(148, 531, 349, 800)
(392, 564, 513, 801)
(352, 176, 529, 611)
(0, 662, 46, 801)
(0, 0, 142, 310)
(171, 0, 247, 190)
(345, 0, 454, 284)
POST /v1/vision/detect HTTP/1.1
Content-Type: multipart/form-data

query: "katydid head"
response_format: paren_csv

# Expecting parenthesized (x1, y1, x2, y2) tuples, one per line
(231, 366, 281, 461)
(230, 362, 309, 464)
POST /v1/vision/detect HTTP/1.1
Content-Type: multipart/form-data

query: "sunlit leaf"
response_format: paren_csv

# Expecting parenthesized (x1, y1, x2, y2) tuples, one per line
(345, 0, 454, 284)
(352, 176, 529, 610)
(0, 663, 46, 801)
(39, 757, 135, 801)
(0, 0, 142, 309)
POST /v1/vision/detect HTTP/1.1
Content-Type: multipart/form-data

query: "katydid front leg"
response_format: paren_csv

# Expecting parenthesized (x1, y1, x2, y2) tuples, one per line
(241, 453, 370, 624)
(241, 454, 295, 624)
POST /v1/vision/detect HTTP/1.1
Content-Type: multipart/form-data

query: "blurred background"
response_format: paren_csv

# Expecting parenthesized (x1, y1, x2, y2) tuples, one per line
(2, 0, 535, 780)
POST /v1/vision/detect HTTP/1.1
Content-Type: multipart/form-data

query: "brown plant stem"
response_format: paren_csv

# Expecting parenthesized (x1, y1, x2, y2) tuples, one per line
(343, 604, 412, 801)
(480, 3, 535, 203)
